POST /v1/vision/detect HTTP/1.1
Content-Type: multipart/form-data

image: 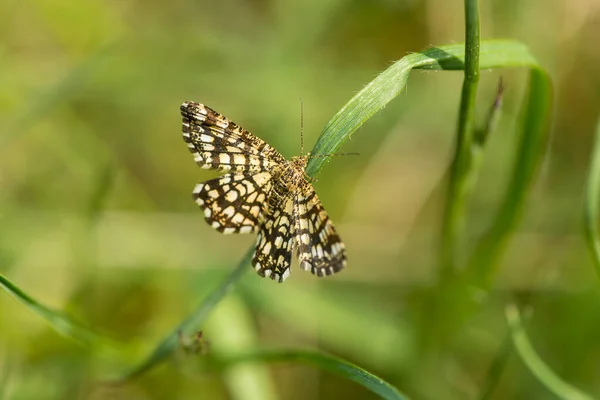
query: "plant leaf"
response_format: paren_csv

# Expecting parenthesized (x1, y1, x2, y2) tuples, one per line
(221, 349, 409, 400)
(0, 272, 101, 346)
(306, 39, 542, 177)
(117, 247, 253, 381)
(506, 305, 594, 400)
(583, 116, 600, 282)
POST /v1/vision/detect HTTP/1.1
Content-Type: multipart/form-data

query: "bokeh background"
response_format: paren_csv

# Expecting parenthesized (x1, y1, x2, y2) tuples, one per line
(2, 0, 600, 399)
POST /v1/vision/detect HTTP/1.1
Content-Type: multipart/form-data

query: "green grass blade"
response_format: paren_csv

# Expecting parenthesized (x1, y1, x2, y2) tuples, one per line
(240, 277, 411, 371)
(308, 38, 551, 289)
(583, 116, 600, 281)
(440, 0, 480, 276)
(506, 305, 594, 400)
(0, 272, 101, 346)
(478, 332, 512, 400)
(118, 246, 253, 381)
(466, 68, 552, 286)
(306, 39, 541, 178)
(423, 68, 551, 347)
(222, 349, 409, 400)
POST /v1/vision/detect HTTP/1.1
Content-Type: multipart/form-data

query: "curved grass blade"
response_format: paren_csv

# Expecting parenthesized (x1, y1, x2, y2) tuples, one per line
(309, 38, 552, 288)
(221, 349, 409, 400)
(117, 246, 253, 381)
(308, 38, 551, 355)
(0, 272, 101, 346)
(583, 116, 600, 281)
(505, 305, 594, 400)
(306, 39, 540, 177)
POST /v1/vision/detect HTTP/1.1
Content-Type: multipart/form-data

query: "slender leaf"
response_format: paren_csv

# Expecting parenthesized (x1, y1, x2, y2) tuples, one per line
(307, 39, 540, 177)
(0, 273, 101, 347)
(506, 305, 594, 400)
(221, 349, 409, 400)
(118, 246, 253, 381)
(583, 116, 600, 281)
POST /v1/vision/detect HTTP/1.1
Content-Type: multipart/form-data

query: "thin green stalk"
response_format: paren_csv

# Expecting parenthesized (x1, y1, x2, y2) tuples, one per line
(583, 115, 600, 281)
(440, 0, 480, 277)
(506, 305, 594, 400)
(423, 70, 551, 350)
(0, 273, 102, 347)
(117, 246, 253, 381)
(220, 349, 409, 400)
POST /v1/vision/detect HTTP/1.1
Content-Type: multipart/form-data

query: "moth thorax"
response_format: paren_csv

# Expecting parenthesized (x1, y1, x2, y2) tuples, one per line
(267, 157, 307, 210)
(290, 155, 308, 170)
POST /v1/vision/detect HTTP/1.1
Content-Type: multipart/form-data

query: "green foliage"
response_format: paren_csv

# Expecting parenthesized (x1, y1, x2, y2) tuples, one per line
(583, 116, 600, 280)
(506, 305, 594, 400)
(219, 349, 408, 400)
(1, 0, 598, 399)
(0, 273, 100, 347)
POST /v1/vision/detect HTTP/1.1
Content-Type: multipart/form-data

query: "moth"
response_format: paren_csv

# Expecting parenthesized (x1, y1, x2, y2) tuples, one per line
(181, 101, 346, 282)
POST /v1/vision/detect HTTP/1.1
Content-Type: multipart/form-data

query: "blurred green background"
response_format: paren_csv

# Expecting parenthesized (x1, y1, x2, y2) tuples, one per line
(1, 0, 600, 399)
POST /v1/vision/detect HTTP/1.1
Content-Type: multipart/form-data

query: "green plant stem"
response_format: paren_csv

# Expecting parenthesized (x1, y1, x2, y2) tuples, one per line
(118, 246, 253, 381)
(440, 0, 480, 278)
(506, 305, 594, 400)
(219, 349, 409, 400)
(422, 69, 551, 352)
(583, 115, 600, 282)
(0, 272, 101, 347)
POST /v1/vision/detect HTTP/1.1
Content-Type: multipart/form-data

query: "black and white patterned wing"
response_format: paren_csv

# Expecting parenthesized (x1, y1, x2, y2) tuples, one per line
(193, 172, 273, 234)
(181, 101, 286, 172)
(252, 196, 295, 282)
(294, 184, 346, 276)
